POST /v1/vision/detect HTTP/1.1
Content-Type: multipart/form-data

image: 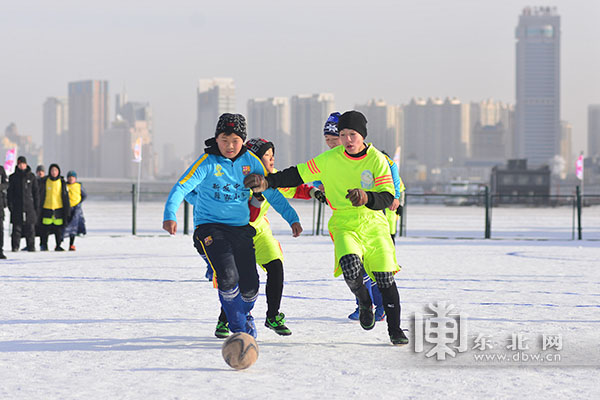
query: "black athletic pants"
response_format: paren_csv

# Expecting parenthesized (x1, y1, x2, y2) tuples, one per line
(11, 222, 35, 251)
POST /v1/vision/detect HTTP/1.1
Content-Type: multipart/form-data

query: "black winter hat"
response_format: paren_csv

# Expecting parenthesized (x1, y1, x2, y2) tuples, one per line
(17, 156, 27, 164)
(338, 110, 368, 138)
(36, 165, 45, 173)
(245, 138, 274, 159)
(215, 113, 247, 141)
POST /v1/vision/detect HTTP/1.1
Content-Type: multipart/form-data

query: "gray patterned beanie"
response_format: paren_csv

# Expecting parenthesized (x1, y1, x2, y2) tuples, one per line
(215, 113, 247, 141)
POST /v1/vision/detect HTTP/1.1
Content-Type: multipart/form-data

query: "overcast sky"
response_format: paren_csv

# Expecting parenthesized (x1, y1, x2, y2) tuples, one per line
(1, 0, 598, 160)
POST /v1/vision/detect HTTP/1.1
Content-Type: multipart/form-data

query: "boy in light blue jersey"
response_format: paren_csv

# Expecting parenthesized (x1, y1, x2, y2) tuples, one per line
(163, 113, 302, 338)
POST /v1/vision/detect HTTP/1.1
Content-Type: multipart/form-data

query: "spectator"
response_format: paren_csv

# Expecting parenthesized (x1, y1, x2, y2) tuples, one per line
(63, 171, 87, 251)
(8, 156, 39, 252)
(39, 163, 70, 251)
(0, 165, 8, 259)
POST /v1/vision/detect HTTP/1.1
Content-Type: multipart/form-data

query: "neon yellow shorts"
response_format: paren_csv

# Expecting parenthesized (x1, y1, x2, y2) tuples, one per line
(253, 217, 283, 268)
(328, 208, 399, 280)
(385, 209, 398, 235)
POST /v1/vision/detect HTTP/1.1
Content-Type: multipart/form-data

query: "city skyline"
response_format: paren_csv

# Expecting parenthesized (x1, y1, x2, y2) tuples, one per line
(1, 1, 598, 161)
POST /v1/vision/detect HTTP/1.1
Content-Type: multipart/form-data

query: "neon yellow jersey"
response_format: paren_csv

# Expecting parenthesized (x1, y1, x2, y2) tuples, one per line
(297, 144, 394, 211)
(43, 179, 64, 210)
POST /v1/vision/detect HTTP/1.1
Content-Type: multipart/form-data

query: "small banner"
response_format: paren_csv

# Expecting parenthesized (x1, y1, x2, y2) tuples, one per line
(133, 137, 143, 163)
(4, 148, 17, 174)
(575, 154, 584, 181)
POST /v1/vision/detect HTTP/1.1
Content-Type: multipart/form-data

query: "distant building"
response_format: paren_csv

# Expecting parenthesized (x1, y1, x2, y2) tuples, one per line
(402, 97, 469, 171)
(560, 120, 572, 175)
(114, 95, 156, 179)
(247, 97, 291, 167)
(195, 78, 235, 156)
(355, 99, 402, 156)
(290, 93, 335, 165)
(588, 104, 600, 157)
(469, 99, 514, 160)
(490, 159, 551, 204)
(471, 123, 506, 163)
(42, 97, 69, 166)
(515, 6, 561, 167)
(68, 80, 109, 177)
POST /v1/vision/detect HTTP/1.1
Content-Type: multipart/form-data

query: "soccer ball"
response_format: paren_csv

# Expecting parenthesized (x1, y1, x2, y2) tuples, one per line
(221, 332, 259, 370)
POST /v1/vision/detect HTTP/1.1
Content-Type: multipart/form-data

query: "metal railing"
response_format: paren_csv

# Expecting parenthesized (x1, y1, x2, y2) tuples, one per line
(128, 184, 597, 240)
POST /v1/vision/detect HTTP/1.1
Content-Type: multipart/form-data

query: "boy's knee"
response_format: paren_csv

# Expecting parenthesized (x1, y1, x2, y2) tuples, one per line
(373, 271, 396, 289)
(339, 254, 365, 290)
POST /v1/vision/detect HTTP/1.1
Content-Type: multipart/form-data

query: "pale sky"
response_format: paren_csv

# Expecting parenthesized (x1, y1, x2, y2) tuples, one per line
(1, 0, 598, 160)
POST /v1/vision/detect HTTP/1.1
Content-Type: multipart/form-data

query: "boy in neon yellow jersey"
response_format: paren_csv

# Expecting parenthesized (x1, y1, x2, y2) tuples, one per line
(245, 110, 409, 345)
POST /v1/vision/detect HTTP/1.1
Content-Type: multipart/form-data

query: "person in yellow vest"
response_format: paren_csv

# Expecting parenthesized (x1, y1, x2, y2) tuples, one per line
(39, 164, 70, 251)
(63, 171, 87, 251)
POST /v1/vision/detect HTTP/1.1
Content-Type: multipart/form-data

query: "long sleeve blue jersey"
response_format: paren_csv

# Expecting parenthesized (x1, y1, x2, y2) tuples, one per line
(164, 150, 299, 227)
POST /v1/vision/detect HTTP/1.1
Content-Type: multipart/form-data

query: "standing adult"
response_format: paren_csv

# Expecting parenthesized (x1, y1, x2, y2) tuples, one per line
(39, 164, 70, 251)
(34, 165, 45, 249)
(0, 165, 8, 259)
(7, 156, 39, 252)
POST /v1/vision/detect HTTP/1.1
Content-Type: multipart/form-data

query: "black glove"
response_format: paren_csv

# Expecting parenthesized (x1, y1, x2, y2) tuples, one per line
(312, 189, 327, 204)
(244, 174, 269, 192)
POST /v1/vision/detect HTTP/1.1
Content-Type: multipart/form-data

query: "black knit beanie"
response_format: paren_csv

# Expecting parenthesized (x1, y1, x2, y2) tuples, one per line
(337, 110, 368, 138)
(246, 138, 274, 159)
(215, 113, 247, 141)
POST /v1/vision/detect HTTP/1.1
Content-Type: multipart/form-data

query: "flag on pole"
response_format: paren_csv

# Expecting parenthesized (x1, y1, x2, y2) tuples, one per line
(133, 137, 143, 163)
(4, 148, 17, 175)
(575, 153, 584, 180)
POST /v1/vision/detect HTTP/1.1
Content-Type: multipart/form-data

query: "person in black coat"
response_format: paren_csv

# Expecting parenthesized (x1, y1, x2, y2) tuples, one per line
(0, 165, 8, 259)
(39, 163, 70, 251)
(7, 156, 40, 252)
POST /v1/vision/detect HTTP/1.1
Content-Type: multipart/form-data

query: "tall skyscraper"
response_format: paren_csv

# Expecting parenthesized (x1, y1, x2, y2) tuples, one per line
(588, 105, 600, 157)
(43, 97, 69, 165)
(247, 97, 291, 167)
(68, 80, 109, 177)
(355, 99, 403, 156)
(195, 78, 235, 156)
(515, 6, 561, 167)
(290, 93, 334, 164)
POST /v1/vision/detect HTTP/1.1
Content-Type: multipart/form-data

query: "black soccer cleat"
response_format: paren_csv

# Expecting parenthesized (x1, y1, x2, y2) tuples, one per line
(390, 329, 409, 346)
(359, 305, 375, 330)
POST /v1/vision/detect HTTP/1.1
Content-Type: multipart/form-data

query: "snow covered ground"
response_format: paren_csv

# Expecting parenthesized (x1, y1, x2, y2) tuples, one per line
(1, 200, 599, 399)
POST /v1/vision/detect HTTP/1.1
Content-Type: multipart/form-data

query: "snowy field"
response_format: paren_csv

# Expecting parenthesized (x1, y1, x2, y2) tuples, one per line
(1, 200, 599, 399)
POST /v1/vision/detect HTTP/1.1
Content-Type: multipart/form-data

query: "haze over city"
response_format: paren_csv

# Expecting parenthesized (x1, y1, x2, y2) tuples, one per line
(1, 0, 599, 160)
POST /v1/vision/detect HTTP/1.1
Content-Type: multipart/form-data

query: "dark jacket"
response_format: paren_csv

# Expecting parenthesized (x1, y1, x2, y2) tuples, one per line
(8, 166, 40, 224)
(39, 164, 71, 225)
(0, 166, 8, 219)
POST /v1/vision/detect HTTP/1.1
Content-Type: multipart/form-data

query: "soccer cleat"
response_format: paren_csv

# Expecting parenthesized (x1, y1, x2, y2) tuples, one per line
(69, 245, 76, 251)
(214, 321, 230, 339)
(348, 306, 360, 320)
(55, 246, 65, 252)
(359, 305, 375, 330)
(390, 329, 409, 346)
(375, 306, 386, 321)
(264, 313, 292, 336)
(245, 313, 257, 338)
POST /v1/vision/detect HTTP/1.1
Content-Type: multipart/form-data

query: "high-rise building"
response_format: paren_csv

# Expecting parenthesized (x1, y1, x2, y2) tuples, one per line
(355, 99, 403, 157)
(247, 97, 291, 168)
(515, 6, 561, 167)
(43, 97, 69, 165)
(402, 97, 469, 171)
(588, 105, 600, 157)
(68, 80, 109, 177)
(195, 78, 235, 156)
(469, 99, 514, 160)
(290, 93, 334, 164)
